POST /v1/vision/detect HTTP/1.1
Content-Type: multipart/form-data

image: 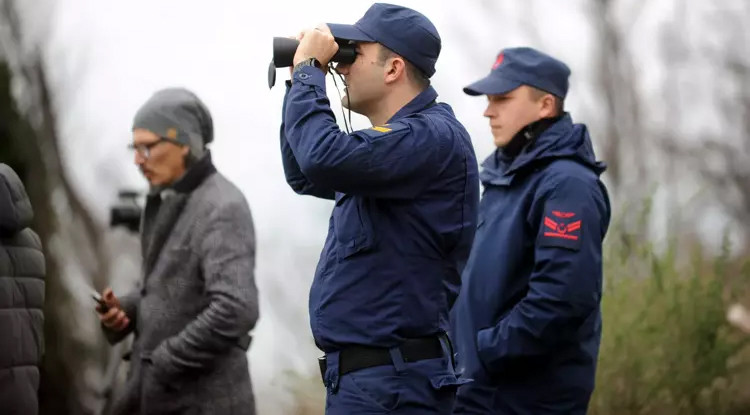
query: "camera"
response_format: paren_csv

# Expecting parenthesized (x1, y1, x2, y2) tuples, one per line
(109, 190, 142, 233)
(268, 37, 357, 89)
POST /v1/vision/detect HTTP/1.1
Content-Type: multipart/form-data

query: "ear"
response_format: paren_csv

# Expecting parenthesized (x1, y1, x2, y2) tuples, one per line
(538, 94, 557, 118)
(181, 145, 190, 158)
(384, 56, 406, 85)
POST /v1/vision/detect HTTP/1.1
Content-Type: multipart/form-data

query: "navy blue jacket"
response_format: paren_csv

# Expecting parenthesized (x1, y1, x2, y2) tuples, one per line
(452, 115, 611, 414)
(280, 66, 480, 351)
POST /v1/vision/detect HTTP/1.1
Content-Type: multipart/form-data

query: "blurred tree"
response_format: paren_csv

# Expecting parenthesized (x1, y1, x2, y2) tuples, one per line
(586, 0, 648, 196)
(658, 0, 750, 240)
(1, 0, 120, 413)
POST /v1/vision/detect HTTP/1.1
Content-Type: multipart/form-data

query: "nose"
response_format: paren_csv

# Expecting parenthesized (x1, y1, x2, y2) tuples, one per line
(483, 103, 494, 119)
(334, 63, 350, 76)
(134, 151, 146, 166)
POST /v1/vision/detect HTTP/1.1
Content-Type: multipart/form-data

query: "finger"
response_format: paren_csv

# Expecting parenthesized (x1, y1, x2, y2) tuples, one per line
(100, 306, 119, 321)
(103, 289, 120, 308)
(315, 23, 331, 34)
(100, 314, 117, 328)
(109, 311, 127, 329)
(114, 316, 131, 332)
(106, 315, 127, 331)
(101, 307, 122, 326)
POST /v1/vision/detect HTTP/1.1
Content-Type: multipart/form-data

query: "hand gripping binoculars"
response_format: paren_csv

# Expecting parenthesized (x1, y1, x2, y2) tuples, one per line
(268, 37, 357, 89)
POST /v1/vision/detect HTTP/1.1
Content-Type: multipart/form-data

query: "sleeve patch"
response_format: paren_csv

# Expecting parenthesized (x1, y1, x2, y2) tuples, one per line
(539, 208, 582, 250)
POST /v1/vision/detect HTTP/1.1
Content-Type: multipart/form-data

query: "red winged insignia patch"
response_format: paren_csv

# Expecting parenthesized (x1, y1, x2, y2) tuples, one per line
(552, 210, 576, 219)
(539, 209, 583, 251)
(544, 213, 581, 241)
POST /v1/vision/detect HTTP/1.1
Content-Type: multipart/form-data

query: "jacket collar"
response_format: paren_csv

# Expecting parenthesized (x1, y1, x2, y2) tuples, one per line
(387, 86, 439, 123)
(480, 114, 606, 186)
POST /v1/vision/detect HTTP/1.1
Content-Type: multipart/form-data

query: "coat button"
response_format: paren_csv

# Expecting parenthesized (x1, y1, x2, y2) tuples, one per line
(298, 73, 310, 80)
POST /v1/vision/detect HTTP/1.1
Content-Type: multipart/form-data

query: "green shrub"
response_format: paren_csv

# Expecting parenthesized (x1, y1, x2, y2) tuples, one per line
(591, 202, 750, 415)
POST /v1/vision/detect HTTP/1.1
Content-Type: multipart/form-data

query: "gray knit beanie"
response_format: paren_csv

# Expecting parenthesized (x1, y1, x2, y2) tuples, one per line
(132, 87, 213, 159)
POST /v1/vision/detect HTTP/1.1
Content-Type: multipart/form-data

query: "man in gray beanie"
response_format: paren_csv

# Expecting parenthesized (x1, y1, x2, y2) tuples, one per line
(96, 88, 259, 414)
(130, 88, 214, 188)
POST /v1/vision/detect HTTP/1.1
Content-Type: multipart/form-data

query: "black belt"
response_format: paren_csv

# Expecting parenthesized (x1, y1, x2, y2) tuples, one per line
(319, 336, 444, 380)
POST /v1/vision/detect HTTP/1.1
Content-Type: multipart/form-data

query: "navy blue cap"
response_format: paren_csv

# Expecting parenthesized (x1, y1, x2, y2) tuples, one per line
(464, 47, 571, 99)
(328, 3, 441, 78)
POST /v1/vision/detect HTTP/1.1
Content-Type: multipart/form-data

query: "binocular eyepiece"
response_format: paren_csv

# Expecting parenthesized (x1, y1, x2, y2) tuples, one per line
(268, 37, 357, 89)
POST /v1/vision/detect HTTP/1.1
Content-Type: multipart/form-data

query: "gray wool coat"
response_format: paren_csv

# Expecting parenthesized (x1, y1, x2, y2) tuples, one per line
(106, 155, 259, 415)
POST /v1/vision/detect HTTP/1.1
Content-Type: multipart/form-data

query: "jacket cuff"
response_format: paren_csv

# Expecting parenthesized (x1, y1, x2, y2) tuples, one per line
(291, 65, 326, 90)
(476, 327, 496, 376)
(119, 292, 139, 320)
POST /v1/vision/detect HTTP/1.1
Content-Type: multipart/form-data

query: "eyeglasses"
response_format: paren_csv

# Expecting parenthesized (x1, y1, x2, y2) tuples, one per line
(127, 136, 183, 159)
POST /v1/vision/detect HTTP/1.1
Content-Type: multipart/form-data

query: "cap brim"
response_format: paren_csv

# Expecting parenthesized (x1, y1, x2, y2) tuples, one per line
(463, 74, 522, 96)
(327, 23, 374, 42)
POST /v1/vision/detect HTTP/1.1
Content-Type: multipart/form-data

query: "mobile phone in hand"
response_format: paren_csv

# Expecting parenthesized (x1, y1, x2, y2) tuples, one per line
(91, 289, 109, 313)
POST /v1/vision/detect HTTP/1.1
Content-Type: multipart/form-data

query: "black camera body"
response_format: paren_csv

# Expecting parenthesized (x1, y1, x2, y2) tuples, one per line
(109, 190, 142, 233)
(268, 37, 357, 89)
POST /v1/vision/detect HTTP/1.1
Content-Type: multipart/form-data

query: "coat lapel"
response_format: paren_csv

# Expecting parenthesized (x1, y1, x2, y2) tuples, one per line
(139, 152, 217, 276)
(141, 192, 188, 275)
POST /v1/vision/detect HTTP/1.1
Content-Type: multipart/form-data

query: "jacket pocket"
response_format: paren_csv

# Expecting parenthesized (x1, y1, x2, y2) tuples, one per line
(333, 193, 376, 259)
(343, 368, 401, 411)
(402, 358, 468, 408)
(140, 354, 193, 414)
(475, 327, 497, 377)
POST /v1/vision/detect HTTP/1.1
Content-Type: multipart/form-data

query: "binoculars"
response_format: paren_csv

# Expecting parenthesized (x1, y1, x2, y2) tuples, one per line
(268, 37, 357, 89)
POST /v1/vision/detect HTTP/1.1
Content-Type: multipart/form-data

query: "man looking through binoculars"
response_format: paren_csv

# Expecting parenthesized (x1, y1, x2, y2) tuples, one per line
(278, 3, 480, 414)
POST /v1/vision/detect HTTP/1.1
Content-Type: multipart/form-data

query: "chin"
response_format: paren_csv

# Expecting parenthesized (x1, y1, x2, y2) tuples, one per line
(341, 95, 355, 110)
(147, 177, 164, 187)
(494, 137, 512, 148)
(341, 98, 365, 116)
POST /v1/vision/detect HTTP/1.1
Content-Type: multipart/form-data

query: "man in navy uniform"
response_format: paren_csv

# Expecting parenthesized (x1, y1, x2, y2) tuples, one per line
(279, 3, 479, 413)
(452, 47, 611, 414)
